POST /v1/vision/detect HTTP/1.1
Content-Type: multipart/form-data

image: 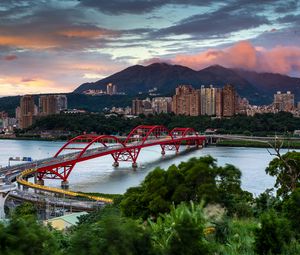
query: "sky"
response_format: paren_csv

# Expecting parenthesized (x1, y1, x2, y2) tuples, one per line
(0, 0, 300, 96)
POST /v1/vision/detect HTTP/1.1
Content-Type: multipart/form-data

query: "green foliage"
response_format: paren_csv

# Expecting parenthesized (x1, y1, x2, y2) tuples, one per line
(0, 216, 60, 255)
(216, 164, 253, 217)
(75, 205, 121, 228)
(149, 202, 211, 255)
(281, 240, 300, 254)
(214, 217, 231, 244)
(253, 189, 281, 217)
(29, 113, 137, 135)
(21, 111, 300, 137)
(266, 151, 300, 198)
(254, 210, 292, 255)
(68, 215, 155, 255)
(283, 188, 300, 237)
(121, 156, 251, 219)
(215, 218, 257, 255)
(13, 202, 37, 218)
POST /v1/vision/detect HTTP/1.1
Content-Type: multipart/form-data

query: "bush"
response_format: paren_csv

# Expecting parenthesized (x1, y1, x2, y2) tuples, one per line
(255, 210, 292, 255)
(283, 188, 300, 237)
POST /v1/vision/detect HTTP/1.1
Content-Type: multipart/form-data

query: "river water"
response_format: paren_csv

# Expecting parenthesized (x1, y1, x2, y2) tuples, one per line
(0, 139, 292, 196)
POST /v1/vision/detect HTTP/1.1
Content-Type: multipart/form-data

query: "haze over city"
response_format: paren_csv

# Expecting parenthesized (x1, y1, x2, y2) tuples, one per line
(1, 0, 300, 96)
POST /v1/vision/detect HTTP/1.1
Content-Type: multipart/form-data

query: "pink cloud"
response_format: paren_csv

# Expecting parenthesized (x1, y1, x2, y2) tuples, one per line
(21, 78, 36, 82)
(170, 41, 300, 76)
(4, 55, 18, 61)
(139, 57, 170, 66)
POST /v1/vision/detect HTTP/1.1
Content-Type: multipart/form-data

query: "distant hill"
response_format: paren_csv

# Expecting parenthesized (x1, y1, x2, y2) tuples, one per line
(74, 63, 300, 105)
(234, 69, 300, 99)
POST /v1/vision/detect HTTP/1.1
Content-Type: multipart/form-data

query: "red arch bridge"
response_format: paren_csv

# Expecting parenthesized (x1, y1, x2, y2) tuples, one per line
(34, 125, 205, 187)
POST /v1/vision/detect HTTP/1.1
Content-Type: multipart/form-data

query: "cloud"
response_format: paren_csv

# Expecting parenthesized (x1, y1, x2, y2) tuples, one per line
(275, 0, 299, 13)
(57, 27, 119, 39)
(168, 41, 300, 76)
(0, 3, 121, 51)
(277, 14, 300, 25)
(21, 78, 36, 82)
(152, 7, 269, 38)
(139, 57, 170, 66)
(4, 55, 17, 61)
(78, 0, 217, 15)
(0, 75, 60, 96)
(0, 50, 129, 96)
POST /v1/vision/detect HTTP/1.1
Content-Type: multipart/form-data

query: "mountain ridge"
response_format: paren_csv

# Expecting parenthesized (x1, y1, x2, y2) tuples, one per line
(73, 63, 300, 105)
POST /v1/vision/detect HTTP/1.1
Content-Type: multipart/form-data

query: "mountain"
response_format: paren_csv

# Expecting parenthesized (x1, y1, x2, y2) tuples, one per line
(73, 63, 300, 105)
(74, 63, 202, 95)
(234, 69, 300, 99)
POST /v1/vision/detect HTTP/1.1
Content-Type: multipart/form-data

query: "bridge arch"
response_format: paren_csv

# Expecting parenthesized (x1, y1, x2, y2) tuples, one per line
(169, 127, 199, 151)
(170, 127, 198, 138)
(122, 125, 172, 165)
(54, 134, 99, 158)
(124, 125, 172, 145)
(39, 134, 125, 181)
(35, 126, 203, 183)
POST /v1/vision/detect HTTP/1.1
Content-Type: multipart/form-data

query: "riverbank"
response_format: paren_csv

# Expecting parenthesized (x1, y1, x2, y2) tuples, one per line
(77, 192, 123, 203)
(0, 135, 67, 142)
(216, 139, 300, 149)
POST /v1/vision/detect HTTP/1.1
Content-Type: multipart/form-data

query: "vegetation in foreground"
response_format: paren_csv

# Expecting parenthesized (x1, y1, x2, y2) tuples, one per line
(0, 151, 299, 254)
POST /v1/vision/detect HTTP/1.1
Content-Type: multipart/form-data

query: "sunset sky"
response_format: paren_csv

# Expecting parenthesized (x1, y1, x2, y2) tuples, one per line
(1, 0, 300, 96)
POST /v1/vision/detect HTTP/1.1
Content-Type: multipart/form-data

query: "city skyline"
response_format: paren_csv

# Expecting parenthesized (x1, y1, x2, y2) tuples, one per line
(1, 0, 300, 96)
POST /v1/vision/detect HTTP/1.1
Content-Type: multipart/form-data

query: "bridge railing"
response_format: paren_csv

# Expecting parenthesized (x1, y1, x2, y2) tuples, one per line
(17, 168, 113, 203)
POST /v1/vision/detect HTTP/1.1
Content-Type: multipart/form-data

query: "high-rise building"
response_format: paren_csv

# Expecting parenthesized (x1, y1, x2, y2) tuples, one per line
(215, 88, 223, 117)
(56, 95, 68, 111)
(39, 95, 68, 115)
(107, 83, 117, 95)
(172, 85, 201, 116)
(189, 90, 201, 116)
(274, 91, 294, 111)
(39, 95, 47, 116)
(222, 84, 236, 117)
(19, 95, 35, 129)
(172, 84, 241, 117)
(15, 107, 21, 121)
(200, 85, 216, 116)
(132, 99, 144, 115)
(236, 97, 249, 114)
(152, 97, 172, 113)
(142, 99, 154, 115)
(40, 95, 56, 115)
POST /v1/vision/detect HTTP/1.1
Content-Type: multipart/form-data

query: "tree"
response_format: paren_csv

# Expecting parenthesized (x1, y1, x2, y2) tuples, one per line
(121, 156, 250, 219)
(283, 188, 300, 236)
(149, 202, 211, 255)
(255, 210, 292, 255)
(13, 202, 37, 218)
(266, 151, 300, 197)
(0, 216, 60, 255)
(68, 215, 155, 255)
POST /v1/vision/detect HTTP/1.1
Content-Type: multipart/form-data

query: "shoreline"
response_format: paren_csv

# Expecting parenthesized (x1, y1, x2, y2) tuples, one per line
(215, 139, 300, 149)
(0, 136, 67, 142)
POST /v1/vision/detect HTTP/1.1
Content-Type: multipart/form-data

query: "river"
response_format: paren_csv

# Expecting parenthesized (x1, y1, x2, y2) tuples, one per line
(0, 139, 291, 196)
